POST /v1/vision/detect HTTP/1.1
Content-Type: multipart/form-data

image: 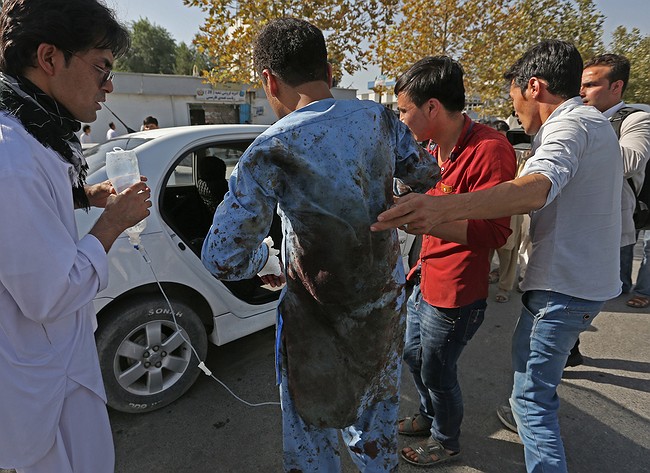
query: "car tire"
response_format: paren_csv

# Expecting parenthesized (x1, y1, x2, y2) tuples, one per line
(95, 295, 208, 414)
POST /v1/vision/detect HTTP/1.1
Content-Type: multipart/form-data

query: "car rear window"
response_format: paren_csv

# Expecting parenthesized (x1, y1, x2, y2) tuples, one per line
(84, 137, 151, 175)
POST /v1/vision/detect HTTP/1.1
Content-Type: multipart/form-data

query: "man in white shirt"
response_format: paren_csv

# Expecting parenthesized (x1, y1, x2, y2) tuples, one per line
(372, 40, 622, 473)
(79, 124, 92, 144)
(581, 54, 650, 311)
(0, 1, 151, 471)
(106, 120, 118, 139)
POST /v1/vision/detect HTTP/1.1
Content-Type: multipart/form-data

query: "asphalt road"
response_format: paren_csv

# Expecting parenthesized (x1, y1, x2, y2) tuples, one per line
(4, 263, 647, 473)
(108, 281, 650, 473)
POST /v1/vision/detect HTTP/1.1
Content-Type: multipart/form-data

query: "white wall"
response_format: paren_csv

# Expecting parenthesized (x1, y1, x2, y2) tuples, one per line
(81, 72, 359, 143)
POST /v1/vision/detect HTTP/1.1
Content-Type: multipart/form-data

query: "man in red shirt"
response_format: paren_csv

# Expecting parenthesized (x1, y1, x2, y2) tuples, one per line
(394, 56, 516, 467)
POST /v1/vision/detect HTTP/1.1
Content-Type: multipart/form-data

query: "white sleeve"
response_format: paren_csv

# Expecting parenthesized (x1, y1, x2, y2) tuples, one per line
(0, 170, 107, 323)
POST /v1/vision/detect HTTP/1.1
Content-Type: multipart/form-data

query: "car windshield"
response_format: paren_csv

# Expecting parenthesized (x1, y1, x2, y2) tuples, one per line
(84, 137, 152, 175)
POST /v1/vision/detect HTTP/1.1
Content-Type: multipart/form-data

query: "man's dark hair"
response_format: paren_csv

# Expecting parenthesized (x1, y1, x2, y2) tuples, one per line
(143, 116, 158, 126)
(489, 120, 510, 133)
(584, 53, 631, 94)
(504, 39, 583, 100)
(394, 56, 465, 112)
(108, 122, 115, 128)
(253, 18, 328, 87)
(0, 0, 130, 76)
(82, 124, 90, 132)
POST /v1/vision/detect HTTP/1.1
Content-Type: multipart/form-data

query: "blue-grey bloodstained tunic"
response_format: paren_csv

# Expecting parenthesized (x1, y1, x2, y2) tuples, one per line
(202, 98, 440, 427)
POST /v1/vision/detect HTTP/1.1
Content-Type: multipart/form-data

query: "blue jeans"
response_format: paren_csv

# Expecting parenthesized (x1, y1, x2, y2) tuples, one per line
(633, 230, 650, 296)
(620, 243, 635, 293)
(510, 290, 603, 473)
(280, 368, 400, 472)
(403, 286, 486, 452)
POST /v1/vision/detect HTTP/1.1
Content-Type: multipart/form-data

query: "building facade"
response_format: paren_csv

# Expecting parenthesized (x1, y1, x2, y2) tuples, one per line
(83, 72, 357, 144)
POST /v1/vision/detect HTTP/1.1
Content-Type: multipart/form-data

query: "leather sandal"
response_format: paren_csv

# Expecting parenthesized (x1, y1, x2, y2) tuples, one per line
(495, 289, 510, 303)
(398, 413, 432, 436)
(626, 295, 650, 309)
(400, 437, 461, 466)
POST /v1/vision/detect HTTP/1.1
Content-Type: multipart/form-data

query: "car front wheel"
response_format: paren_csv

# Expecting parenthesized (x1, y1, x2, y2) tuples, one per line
(95, 295, 208, 414)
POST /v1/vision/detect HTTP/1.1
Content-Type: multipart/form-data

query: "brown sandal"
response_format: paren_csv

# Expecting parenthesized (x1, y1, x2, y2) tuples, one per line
(495, 289, 510, 303)
(398, 414, 432, 436)
(400, 437, 461, 466)
(626, 295, 650, 309)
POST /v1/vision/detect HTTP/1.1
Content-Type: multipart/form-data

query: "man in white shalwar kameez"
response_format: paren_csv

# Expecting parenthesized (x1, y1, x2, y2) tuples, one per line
(0, 1, 151, 471)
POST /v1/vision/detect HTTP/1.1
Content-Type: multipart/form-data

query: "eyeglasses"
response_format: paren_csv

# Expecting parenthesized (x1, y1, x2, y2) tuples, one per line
(65, 50, 115, 86)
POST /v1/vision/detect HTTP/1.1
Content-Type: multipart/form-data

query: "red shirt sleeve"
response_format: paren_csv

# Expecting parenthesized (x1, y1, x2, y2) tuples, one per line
(464, 136, 517, 248)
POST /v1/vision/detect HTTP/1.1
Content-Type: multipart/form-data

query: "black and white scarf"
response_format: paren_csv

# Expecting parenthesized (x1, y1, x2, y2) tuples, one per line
(0, 72, 90, 209)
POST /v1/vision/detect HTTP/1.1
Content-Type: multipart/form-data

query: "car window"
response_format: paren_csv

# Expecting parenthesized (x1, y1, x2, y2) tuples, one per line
(84, 137, 151, 175)
(166, 142, 249, 188)
(176, 143, 247, 181)
(506, 129, 531, 147)
(202, 144, 248, 179)
(168, 155, 194, 187)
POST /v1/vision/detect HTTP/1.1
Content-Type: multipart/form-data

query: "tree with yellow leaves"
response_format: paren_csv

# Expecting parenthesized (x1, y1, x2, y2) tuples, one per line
(373, 0, 605, 117)
(182, 0, 400, 86)
(184, 0, 648, 117)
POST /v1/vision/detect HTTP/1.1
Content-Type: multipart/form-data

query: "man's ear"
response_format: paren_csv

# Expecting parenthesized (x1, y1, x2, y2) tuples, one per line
(35, 43, 60, 77)
(610, 79, 625, 97)
(263, 69, 280, 97)
(528, 77, 544, 98)
(426, 98, 439, 116)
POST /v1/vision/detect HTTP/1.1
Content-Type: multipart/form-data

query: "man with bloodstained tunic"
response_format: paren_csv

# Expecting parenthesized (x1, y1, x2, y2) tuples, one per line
(201, 18, 440, 473)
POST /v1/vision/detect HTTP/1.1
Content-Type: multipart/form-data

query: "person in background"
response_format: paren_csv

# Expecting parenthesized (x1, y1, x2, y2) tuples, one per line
(105, 120, 118, 139)
(559, 53, 650, 366)
(627, 231, 650, 308)
(142, 115, 158, 130)
(507, 110, 520, 129)
(581, 53, 650, 312)
(393, 57, 516, 467)
(372, 39, 623, 473)
(0, 0, 151, 472)
(490, 119, 510, 136)
(201, 17, 440, 472)
(486, 119, 525, 304)
(79, 123, 92, 144)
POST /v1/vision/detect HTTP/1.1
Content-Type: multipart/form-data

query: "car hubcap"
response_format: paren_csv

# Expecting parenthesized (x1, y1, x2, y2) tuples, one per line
(113, 320, 193, 395)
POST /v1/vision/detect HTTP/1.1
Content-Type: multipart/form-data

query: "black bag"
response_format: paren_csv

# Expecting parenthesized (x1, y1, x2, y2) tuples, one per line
(610, 107, 650, 230)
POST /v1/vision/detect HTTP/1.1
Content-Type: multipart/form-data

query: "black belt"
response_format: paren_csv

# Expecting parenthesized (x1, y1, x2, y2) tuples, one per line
(409, 268, 421, 286)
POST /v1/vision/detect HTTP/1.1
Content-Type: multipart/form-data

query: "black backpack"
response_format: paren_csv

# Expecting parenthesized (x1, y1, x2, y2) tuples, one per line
(610, 106, 650, 230)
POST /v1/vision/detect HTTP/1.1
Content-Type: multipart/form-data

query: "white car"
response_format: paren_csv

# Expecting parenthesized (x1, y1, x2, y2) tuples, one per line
(76, 125, 419, 413)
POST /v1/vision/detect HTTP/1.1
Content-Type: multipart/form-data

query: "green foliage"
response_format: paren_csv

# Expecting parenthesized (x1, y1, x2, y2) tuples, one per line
(174, 42, 195, 75)
(115, 18, 177, 74)
(111, 18, 213, 77)
(609, 27, 650, 104)
(174, 41, 214, 76)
